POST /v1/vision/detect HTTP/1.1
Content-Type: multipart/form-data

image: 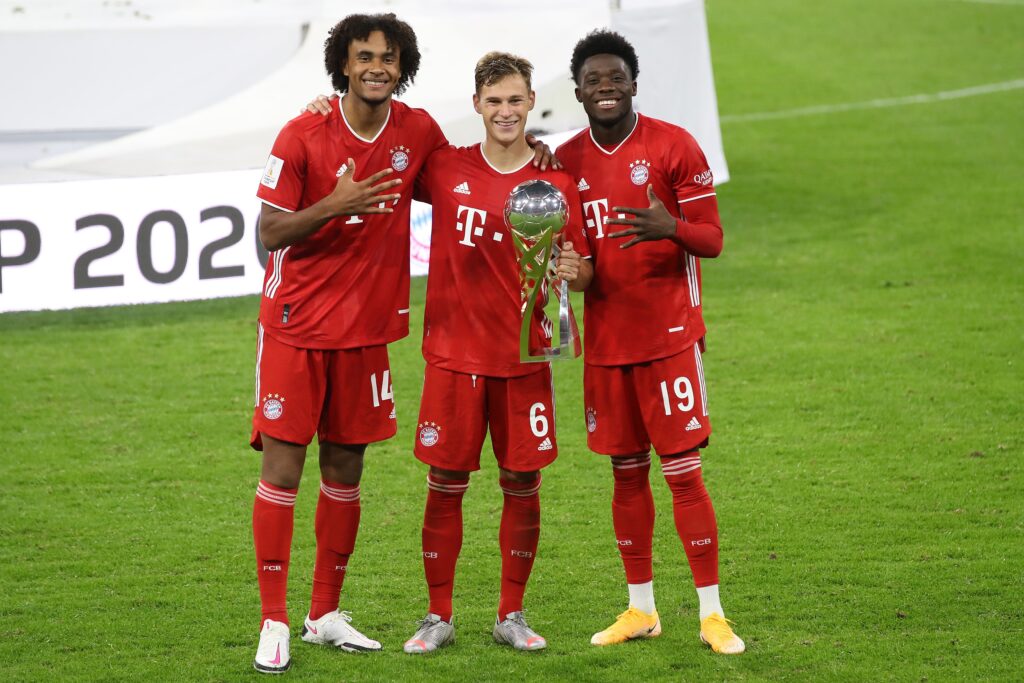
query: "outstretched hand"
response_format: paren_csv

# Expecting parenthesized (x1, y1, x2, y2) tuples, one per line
(327, 157, 402, 217)
(606, 185, 677, 249)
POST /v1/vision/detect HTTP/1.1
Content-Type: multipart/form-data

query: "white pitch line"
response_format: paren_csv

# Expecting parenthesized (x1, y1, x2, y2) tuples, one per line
(953, 0, 1024, 6)
(721, 78, 1024, 124)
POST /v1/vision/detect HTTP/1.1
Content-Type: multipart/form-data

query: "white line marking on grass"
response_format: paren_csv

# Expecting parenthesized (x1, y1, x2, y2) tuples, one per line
(721, 78, 1024, 123)
(953, 0, 1024, 6)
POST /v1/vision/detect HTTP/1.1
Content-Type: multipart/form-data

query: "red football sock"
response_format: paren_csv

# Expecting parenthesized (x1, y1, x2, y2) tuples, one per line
(253, 480, 297, 627)
(611, 455, 655, 585)
(662, 453, 719, 587)
(422, 474, 469, 622)
(309, 480, 361, 620)
(497, 475, 542, 620)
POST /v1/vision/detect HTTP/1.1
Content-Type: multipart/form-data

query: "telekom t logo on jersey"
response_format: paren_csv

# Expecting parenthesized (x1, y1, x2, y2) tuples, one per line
(582, 198, 626, 240)
(456, 205, 505, 248)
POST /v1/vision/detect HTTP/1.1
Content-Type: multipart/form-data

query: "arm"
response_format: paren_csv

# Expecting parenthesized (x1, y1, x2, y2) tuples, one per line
(259, 158, 402, 251)
(674, 194, 723, 258)
(555, 241, 594, 292)
(605, 185, 722, 257)
(524, 133, 562, 171)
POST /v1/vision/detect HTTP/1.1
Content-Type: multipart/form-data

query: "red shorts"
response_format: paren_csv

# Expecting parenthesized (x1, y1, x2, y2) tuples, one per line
(250, 324, 397, 449)
(414, 363, 557, 473)
(584, 345, 711, 456)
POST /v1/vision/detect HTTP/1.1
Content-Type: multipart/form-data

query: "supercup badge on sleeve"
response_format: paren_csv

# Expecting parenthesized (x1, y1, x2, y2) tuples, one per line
(262, 155, 284, 189)
(390, 146, 410, 172)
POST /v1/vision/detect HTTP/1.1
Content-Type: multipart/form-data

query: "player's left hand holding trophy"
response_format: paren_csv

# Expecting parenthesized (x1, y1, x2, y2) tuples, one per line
(504, 179, 581, 362)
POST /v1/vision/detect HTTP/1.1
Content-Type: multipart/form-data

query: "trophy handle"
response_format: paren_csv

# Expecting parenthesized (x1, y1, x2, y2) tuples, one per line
(517, 235, 580, 363)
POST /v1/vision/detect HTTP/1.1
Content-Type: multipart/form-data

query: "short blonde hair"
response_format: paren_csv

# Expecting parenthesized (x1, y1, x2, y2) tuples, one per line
(474, 51, 534, 93)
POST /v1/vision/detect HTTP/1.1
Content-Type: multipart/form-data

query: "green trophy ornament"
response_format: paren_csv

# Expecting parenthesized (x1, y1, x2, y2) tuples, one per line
(503, 179, 581, 362)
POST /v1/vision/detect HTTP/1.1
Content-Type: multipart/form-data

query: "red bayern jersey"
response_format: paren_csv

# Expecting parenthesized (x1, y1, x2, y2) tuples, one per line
(557, 114, 719, 366)
(256, 98, 447, 349)
(416, 144, 588, 378)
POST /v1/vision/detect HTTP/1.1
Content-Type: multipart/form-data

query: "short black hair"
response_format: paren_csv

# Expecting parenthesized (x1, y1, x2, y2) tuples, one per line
(569, 29, 640, 84)
(323, 13, 421, 96)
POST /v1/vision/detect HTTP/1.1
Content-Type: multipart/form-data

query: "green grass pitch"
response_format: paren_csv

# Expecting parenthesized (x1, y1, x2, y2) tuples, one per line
(1, 0, 1022, 680)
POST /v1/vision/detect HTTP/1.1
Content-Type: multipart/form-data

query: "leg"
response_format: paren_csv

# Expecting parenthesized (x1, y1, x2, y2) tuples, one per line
(404, 466, 468, 655)
(300, 345, 394, 653)
(405, 364, 487, 654)
(253, 435, 306, 627)
(496, 467, 542, 622)
(423, 466, 471, 622)
(610, 454, 657, 613)
(249, 328, 325, 673)
(661, 451, 743, 654)
(308, 442, 366, 621)
(660, 450, 719, 599)
(487, 369, 554, 651)
(583, 363, 661, 645)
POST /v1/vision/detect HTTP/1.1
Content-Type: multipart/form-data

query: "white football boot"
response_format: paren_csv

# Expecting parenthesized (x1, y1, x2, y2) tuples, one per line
(301, 610, 382, 652)
(253, 619, 291, 674)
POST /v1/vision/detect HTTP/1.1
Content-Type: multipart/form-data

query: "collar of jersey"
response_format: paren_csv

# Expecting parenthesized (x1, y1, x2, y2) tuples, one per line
(478, 144, 533, 175)
(338, 96, 392, 144)
(588, 112, 640, 156)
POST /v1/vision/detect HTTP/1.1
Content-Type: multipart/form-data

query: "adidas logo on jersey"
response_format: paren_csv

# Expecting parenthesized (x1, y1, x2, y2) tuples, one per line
(454, 181, 471, 195)
(685, 416, 702, 432)
(577, 177, 590, 191)
(537, 437, 553, 451)
(336, 163, 349, 177)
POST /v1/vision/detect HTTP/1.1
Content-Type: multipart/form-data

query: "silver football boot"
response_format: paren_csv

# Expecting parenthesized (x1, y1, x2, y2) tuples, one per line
(493, 611, 547, 651)
(403, 613, 455, 654)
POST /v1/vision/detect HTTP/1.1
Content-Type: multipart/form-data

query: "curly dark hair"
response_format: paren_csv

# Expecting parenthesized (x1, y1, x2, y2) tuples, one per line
(569, 29, 639, 84)
(323, 13, 421, 96)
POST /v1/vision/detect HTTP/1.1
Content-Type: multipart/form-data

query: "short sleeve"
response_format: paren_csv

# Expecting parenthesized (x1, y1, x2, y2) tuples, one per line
(425, 114, 449, 154)
(669, 129, 716, 206)
(413, 115, 450, 205)
(256, 121, 308, 212)
(559, 177, 591, 258)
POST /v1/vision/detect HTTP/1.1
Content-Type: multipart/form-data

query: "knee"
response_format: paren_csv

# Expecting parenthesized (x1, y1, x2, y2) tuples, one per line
(320, 443, 367, 485)
(429, 466, 471, 483)
(498, 468, 540, 485)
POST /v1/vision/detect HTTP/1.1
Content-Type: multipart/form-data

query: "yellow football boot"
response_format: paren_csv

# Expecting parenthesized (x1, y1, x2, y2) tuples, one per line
(699, 613, 745, 654)
(590, 607, 661, 646)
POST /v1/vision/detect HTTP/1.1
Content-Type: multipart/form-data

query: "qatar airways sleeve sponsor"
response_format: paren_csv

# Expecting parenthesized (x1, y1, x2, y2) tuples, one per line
(669, 131, 716, 205)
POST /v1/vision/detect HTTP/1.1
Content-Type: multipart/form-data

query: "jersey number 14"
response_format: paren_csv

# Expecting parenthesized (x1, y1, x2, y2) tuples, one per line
(370, 371, 394, 408)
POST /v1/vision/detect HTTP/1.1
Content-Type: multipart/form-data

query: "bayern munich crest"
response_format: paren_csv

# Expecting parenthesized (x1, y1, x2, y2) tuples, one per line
(418, 421, 440, 447)
(629, 159, 651, 186)
(586, 407, 597, 433)
(262, 394, 285, 420)
(390, 146, 410, 172)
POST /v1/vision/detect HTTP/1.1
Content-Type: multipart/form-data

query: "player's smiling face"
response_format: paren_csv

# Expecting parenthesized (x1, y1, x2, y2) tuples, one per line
(343, 30, 401, 104)
(575, 54, 637, 126)
(473, 74, 535, 146)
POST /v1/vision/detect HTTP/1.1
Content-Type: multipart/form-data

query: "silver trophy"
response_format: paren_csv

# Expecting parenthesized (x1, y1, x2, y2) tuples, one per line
(504, 179, 580, 362)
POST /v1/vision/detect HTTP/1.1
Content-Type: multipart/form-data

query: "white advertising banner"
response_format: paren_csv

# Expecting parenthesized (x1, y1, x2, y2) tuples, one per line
(0, 170, 433, 313)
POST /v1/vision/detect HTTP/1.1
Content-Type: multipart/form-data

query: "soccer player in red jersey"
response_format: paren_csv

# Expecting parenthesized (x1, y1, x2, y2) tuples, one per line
(555, 30, 745, 654)
(249, 14, 448, 673)
(400, 52, 588, 654)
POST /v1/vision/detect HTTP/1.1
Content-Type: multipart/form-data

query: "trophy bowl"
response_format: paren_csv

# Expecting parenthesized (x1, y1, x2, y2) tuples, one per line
(503, 179, 569, 242)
